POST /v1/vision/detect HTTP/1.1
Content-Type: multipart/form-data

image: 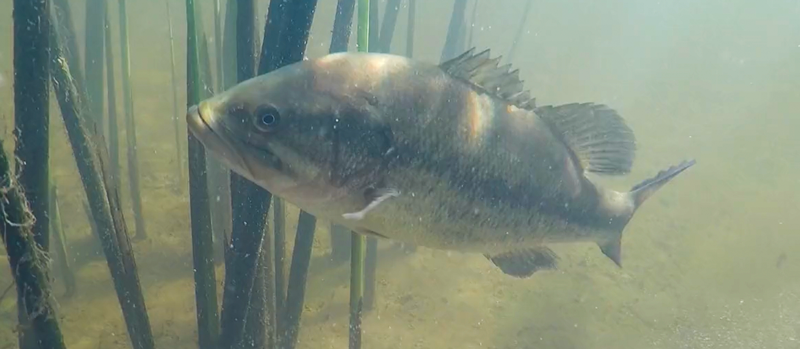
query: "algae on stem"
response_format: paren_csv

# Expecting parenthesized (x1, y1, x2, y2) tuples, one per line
(50, 17, 155, 349)
(12, 1, 52, 347)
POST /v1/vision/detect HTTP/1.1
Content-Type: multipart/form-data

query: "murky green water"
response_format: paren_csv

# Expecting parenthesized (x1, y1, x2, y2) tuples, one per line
(1, 0, 798, 348)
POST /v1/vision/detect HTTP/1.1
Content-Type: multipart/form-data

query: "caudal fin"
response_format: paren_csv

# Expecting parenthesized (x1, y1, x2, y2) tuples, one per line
(630, 159, 696, 209)
(597, 159, 695, 268)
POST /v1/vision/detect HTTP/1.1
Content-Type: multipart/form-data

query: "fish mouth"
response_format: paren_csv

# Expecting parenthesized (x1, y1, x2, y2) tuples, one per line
(186, 102, 256, 179)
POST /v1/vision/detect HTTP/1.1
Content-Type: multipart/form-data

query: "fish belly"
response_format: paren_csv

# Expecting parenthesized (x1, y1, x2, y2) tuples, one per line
(347, 170, 595, 254)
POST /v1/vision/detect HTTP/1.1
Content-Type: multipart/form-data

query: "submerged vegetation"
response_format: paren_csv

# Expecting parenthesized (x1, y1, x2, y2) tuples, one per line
(0, 0, 475, 346)
(5, 0, 791, 349)
(0, 0, 482, 347)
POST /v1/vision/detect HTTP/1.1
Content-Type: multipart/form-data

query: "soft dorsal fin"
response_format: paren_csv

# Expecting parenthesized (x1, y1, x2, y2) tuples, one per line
(440, 48, 536, 110)
(535, 103, 636, 175)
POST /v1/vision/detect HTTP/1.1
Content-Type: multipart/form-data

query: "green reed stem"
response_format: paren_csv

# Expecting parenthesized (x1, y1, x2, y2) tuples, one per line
(12, 1, 53, 347)
(117, 0, 147, 240)
(467, 0, 478, 49)
(350, 2, 370, 347)
(406, 0, 416, 58)
(50, 19, 155, 349)
(165, 0, 184, 192)
(328, 0, 359, 265)
(185, 1, 220, 349)
(49, 185, 77, 298)
(104, 4, 122, 192)
(440, 0, 468, 62)
(85, 0, 105, 135)
(0, 144, 66, 349)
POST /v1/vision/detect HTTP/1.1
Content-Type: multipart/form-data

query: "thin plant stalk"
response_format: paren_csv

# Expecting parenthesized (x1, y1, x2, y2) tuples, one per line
(330, 223, 352, 263)
(363, 0, 394, 313)
(369, 0, 380, 51)
(97, 123, 154, 349)
(400, 4, 418, 252)
(377, 0, 402, 53)
(186, 2, 221, 349)
(165, 0, 184, 191)
(13, 0, 51, 256)
(244, 234, 274, 348)
(330, 0, 357, 53)
(197, 1, 232, 264)
(13, 1, 51, 347)
(457, 17, 468, 54)
(213, 0, 237, 265)
(49, 185, 77, 298)
(505, 0, 533, 63)
(328, 0, 358, 265)
(406, 0, 415, 58)
(0, 142, 66, 349)
(227, 0, 268, 345)
(273, 197, 286, 317)
(349, 235, 366, 349)
(363, 237, 378, 311)
(104, 5, 121, 190)
(202, 15, 273, 346)
(268, 2, 320, 347)
(218, 1, 272, 348)
(279, 211, 316, 349)
(117, 0, 147, 240)
(85, 0, 105, 134)
(82, 201, 99, 238)
(440, 0, 469, 62)
(207, 1, 233, 263)
(466, 0, 478, 49)
(52, 0, 84, 88)
(351, 1, 370, 348)
(221, 0, 238, 90)
(363, 0, 404, 312)
(50, 21, 155, 349)
(257, 0, 285, 74)
(214, 0, 224, 92)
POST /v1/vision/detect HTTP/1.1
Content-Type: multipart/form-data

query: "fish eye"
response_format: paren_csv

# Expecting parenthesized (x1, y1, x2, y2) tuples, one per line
(254, 105, 281, 131)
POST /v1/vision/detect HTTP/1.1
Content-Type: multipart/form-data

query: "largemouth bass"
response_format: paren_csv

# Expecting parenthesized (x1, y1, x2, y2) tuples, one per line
(187, 48, 695, 278)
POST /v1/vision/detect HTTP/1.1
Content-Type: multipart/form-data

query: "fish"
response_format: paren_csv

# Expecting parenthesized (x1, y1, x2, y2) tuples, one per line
(186, 48, 695, 278)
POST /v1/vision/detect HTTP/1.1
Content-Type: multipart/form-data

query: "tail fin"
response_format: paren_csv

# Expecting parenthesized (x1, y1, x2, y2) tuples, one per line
(630, 159, 696, 209)
(597, 159, 695, 268)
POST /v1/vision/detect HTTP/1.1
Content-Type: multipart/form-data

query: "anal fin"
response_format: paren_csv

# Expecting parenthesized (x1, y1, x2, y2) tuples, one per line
(598, 238, 622, 267)
(485, 247, 559, 278)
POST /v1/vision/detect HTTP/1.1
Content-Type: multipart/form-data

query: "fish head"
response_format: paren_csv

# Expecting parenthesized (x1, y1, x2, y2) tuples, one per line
(186, 56, 394, 205)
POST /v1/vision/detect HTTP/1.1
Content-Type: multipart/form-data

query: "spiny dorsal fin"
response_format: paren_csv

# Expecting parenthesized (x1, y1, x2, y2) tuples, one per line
(535, 103, 636, 175)
(440, 48, 537, 110)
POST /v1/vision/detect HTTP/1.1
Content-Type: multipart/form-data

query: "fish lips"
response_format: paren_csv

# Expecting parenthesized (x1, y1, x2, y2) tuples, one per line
(186, 102, 265, 181)
(186, 103, 304, 197)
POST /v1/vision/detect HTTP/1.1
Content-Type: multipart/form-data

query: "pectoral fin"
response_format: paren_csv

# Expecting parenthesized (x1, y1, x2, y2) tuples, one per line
(343, 187, 399, 220)
(485, 247, 559, 278)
